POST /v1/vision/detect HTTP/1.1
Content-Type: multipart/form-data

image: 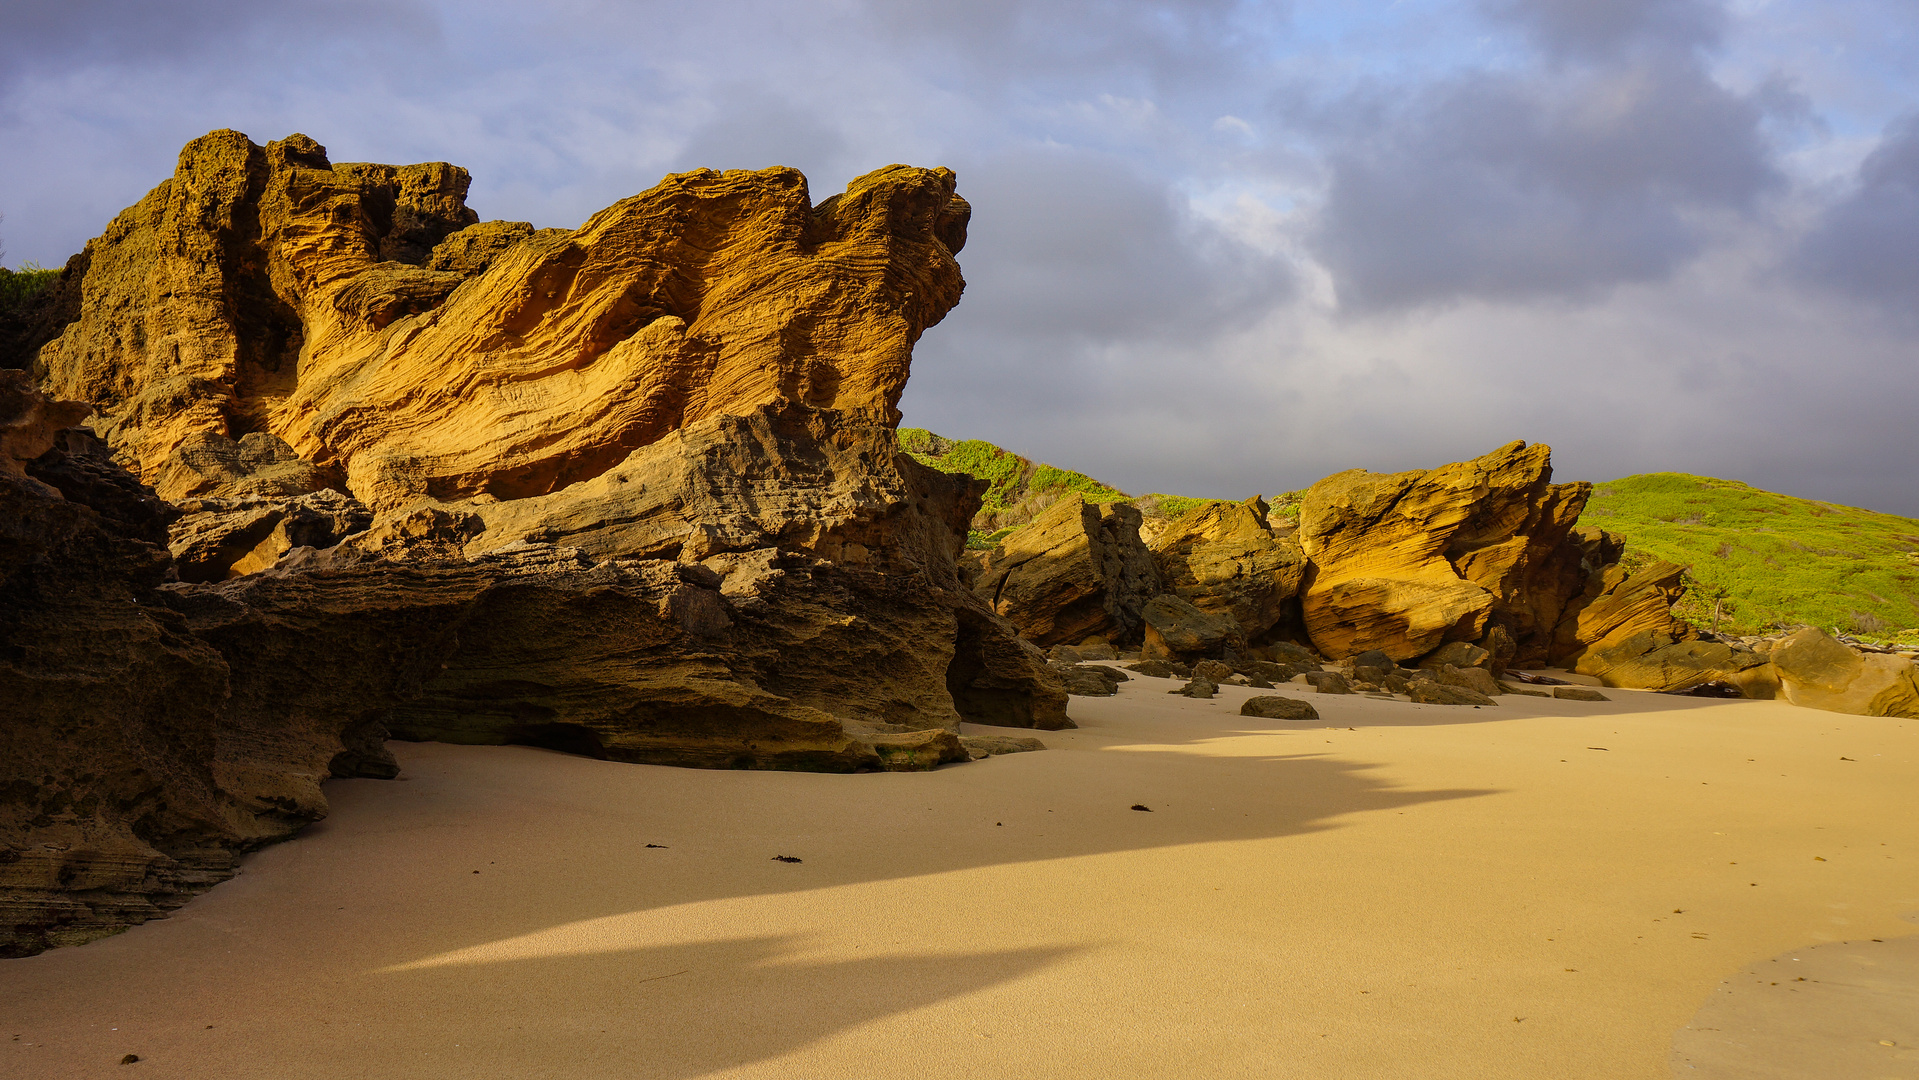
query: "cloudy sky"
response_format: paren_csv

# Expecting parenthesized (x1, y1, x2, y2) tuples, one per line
(3, 0, 1915, 511)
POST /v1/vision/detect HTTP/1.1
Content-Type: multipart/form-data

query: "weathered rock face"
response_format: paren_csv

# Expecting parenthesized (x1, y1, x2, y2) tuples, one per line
(1138, 593, 1243, 663)
(0, 379, 400, 958)
(3, 390, 1067, 955)
(38, 130, 970, 510)
(1544, 558, 1770, 691)
(6, 140, 1078, 957)
(969, 495, 1160, 647)
(1149, 496, 1305, 644)
(1768, 627, 1919, 718)
(1296, 441, 1593, 663)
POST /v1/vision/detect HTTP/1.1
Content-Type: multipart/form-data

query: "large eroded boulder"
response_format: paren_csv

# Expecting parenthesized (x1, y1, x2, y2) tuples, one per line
(1546, 558, 1769, 691)
(1768, 627, 1919, 718)
(1296, 441, 1592, 663)
(37, 130, 970, 510)
(969, 494, 1160, 647)
(1149, 496, 1305, 644)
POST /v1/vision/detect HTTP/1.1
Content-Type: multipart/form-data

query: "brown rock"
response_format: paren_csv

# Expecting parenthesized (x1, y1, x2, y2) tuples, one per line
(1419, 641, 1490, 670)
(1170, 678, 1218, 699)
(960, 734, 1047, 759)
(1125, 660, 1179, 679)
(1769, 627, 1919, 718)
(971, 495, 1160, 647)
(168, 490, 372, 582)
(1552, 686, 1611, 702)
(1408, 682, 1497, 706)
(37, 131, 969, 511)
(1138, 593, 1242, 662)
(1546, 560, 1769, 692)
(1435, 663, 1501, 697)
(1193, 659, 1236, 683)
(1297, 440, 1594, 664)
(1239, 695, 1321, 721)
(1497, 682, 1552, 697)
(0, 370, 90, 494)
(1302, 671, 1353, 695)
(1150, 496, 1304, 641)
(1, 382, 394, 958)
(1057, 664, 1124, 697)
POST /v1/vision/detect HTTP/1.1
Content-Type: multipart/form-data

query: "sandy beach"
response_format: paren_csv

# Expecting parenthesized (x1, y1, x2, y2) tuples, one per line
(4, 671, 1915, 1079)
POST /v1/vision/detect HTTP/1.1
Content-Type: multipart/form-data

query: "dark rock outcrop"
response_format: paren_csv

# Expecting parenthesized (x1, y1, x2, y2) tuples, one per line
(1149, 496, 1305, 644)
(970, 495, 1160, 647)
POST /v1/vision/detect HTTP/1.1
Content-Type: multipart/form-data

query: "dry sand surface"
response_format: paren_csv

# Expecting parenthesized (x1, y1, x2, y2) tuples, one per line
(4, 669, 1916, 1079)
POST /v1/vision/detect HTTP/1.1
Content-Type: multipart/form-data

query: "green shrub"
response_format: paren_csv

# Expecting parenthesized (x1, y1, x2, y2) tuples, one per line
(0, 262, 59, 312)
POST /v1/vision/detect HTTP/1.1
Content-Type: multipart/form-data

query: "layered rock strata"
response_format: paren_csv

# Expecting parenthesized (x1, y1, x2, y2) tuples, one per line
(969, 495, 1160, 647)
(1149, 496, 1305, 644)
(1296, 441, 1591, 664)
(5, 135, 1070, 957)
(37, 130, 969, 510)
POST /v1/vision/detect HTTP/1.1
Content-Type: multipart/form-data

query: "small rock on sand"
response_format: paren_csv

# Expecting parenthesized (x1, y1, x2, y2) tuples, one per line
(1240, 696, 1321, 721)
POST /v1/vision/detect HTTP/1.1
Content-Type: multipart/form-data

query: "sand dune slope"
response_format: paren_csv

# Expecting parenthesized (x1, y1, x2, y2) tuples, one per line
(4, 673, 1915, 1079)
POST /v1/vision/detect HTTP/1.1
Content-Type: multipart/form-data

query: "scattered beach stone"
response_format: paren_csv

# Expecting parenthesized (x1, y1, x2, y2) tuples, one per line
(1263, 642, 1322, 669)
(1193, 659, 1236, 683)
(1302, 671, 1353, 695)
(1125, 660, 1179, 679)
(1502, 669, 1568, 686)
(1498, 682, 1552, 697)
(1352, 650, 1396, 671)
(1244, 674, 1275, 689)
(1352, 663, 1393, 686)
(1235, 660, 1305, 686)
(1056, 664, 1124, 697)
(1409, 682, 1497, 706)
(771, 855, 803, 863)
(1130, 804, 1152, 812)
(1420, 641, 1492, 671)
(1169, 678, 1218, 699)
(1436, 663, 1501, 697)
(1661, 681, 1746, 698)
(961, 734, 1047, 758)
(1553, 686, 1610, 702)
(1240, 695, 1321, 720)
(1075, 639, 1119, 661)
(120, 1055, 140, 1065)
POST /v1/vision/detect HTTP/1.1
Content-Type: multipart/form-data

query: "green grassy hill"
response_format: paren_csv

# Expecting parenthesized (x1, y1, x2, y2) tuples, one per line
(897, 428, 1221, 546)
(1578, 473, 1919, 643)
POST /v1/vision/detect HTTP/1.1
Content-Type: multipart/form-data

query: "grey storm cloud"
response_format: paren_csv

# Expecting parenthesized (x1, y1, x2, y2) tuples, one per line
(1304, 0, 1781, 312)
(0, 0, 1915, 512)
(0, 0, 438, 88)
(1791, 112, 1919, 313)
(1478, 0, 1725, 58)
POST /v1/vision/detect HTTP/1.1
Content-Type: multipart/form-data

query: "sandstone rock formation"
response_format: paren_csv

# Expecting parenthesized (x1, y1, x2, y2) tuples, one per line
(969, 495, 1160, 647)
(1296, 440, 1591, 664)
(1546, 557, 1769, 691)
(1149, 496, 1305, 644)
(1137, 593, 1243, 663)
(5, 135, 1077, 957)
(1, 378, 399, 958)
(1767, 627, 1919, 718)
(37, 130, 969, 510)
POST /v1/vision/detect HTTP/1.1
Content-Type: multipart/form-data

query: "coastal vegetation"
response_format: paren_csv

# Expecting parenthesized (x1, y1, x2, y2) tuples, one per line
(1578, 473, 1919, 643)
